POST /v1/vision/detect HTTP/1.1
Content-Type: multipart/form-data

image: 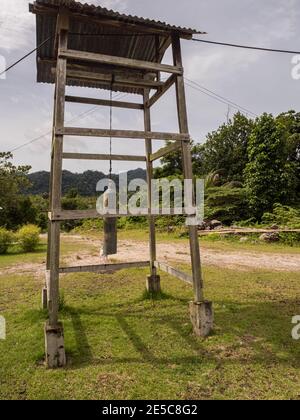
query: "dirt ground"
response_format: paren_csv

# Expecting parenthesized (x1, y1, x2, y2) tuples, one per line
(1, 235, 299, 277)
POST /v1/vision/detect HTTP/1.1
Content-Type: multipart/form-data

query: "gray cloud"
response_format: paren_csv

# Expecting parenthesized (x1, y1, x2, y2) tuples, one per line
(0, 0, 299, 175)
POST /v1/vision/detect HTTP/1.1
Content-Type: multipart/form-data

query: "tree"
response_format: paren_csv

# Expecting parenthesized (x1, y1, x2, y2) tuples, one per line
(0, 152, 35, 229)
(244, 114, 289, 219)
(153, 141, 205, 178)
(276, 111, 300, 199)
(201, 112, 254, 182)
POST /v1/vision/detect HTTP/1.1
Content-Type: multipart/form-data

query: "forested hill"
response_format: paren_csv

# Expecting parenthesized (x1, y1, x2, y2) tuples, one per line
(27, 168, 147, 196)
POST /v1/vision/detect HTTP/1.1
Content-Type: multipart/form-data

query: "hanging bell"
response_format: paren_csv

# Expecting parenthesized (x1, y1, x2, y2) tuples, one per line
(102, 182, 117, 256)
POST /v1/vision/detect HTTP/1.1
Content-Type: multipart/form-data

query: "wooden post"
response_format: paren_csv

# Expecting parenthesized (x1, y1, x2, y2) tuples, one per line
(46, 81, 58, 273)
(45, 10, 69, 368)
(143, 90, 161, 293)
(172, 33, 213, 336)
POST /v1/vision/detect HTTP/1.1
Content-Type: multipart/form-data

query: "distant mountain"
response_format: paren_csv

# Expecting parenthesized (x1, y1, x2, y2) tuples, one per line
(27, 168, 147, 196)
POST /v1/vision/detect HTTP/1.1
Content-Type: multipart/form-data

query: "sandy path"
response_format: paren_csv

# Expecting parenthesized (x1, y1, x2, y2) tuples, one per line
(0, 236, 299, 276)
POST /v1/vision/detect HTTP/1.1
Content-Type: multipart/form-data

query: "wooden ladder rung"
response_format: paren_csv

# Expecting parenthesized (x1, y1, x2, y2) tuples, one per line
(62, 153, 146, 162)
(56, 127, 190, 142)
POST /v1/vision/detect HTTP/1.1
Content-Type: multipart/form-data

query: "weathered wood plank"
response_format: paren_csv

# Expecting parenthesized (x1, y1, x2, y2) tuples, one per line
(59, 49, 183, 75)
(65, 95, 144, 110)
(64, 69, 164, 89)
(49, 208, 195, 221)
(154, 261, 193, 285)
(144, 90, 157, 279)
(63, 152, 146, 162)
(49, 12, 69, 327)
(172, 34, 204, 302)
(58, 127, 190, 141)
(150, 142, 181, 162)
(59, 261, 150, 274)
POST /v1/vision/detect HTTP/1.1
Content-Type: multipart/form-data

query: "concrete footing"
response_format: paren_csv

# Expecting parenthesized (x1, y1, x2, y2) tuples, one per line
(189, 301, 214, 338)
(146, 275, 161, 293)
(44, 321, 66, 368)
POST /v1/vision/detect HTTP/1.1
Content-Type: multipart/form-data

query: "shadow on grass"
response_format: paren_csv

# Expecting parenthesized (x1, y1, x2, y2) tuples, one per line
(55, 295, 300, 371)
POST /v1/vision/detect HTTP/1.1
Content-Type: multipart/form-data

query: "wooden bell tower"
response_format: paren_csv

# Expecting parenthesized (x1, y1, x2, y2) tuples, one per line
(30, 0, 213, 368)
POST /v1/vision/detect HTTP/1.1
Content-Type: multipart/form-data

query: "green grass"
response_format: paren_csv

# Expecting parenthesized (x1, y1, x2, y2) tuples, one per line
(0, 237, 300, 400)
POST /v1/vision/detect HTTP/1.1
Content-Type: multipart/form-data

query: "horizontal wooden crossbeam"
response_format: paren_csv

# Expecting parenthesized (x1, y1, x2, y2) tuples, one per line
(150, 142, 181, 162)
(59, 49, 183, 75)
(65, 95, 144, 110)
(49, 209, 195, 221)
(59, 261, 150, 274)
(65, 69, 164, 90)
(154, 261, 193, 285)
(57, 127, 190, 141)
(63, 153, 146, 162)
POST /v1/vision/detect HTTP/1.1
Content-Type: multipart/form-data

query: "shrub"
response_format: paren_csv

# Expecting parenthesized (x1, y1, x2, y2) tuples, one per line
(18, 224, 41, 252)
(261, 204, 300, 228)
(0, 228, 13, 254)
(205, 186, 250, 225)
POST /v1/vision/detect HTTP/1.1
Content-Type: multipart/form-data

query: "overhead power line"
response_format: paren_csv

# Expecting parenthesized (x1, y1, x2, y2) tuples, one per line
(184, 77, 258, 117)
(10, 92, 129, 153)
(192, 38, 300, 55)
(0, 36, 53, 78)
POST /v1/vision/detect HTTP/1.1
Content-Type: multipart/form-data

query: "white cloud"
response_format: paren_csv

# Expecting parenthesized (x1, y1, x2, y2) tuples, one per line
(0, 0, 128, 52)
(0, 0, 34, 51)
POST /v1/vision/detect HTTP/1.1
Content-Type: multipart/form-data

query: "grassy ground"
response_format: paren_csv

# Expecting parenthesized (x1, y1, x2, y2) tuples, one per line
(0, 235, 300, 400)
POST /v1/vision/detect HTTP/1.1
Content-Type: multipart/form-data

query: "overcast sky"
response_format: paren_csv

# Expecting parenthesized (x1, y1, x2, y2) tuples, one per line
(0, 0, 299, 174)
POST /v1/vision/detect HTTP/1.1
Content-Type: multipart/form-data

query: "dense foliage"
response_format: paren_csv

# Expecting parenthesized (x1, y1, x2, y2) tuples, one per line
(155, 111, 300, 224)
(0, 152, 36, 229)
(1, 110, 299, 232)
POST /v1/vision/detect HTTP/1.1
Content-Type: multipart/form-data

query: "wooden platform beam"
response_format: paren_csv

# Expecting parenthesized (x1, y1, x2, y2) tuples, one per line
(59, 261, 150, 274)
(62, 153, 146, 162)
(57, 127, 190, 141)
(59, 49, 183, 75)
(65, 95, 144, 110)
(64, 69, 164, 90)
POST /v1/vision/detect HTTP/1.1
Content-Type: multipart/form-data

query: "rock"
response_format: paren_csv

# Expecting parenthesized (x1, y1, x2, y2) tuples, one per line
(198, 222, 207, 231)
(239, 236, 249, 243)
(259, 233, 280, 243)
(210, 220, 223, 230)
(270, 224, 279, 230)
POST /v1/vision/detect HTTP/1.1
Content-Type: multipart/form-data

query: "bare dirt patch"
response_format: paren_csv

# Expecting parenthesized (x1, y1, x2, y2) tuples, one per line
(0, 235, 299, 277)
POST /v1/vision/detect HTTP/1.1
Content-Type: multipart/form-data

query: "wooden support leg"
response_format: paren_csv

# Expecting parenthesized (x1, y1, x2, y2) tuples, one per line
(44, 11, 69, 367)
(172, 34, 213, 336)
(143, 90, 161, 293)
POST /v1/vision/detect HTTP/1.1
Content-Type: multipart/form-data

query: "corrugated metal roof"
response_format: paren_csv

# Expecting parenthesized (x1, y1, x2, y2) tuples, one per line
(30, 0, 205, 94)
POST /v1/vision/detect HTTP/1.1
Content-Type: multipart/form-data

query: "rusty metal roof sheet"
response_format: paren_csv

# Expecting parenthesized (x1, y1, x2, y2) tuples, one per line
(30, 0, 205, 94)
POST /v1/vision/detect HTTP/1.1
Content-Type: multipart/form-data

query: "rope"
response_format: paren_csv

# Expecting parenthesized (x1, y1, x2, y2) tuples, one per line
(109, 78, 114, 179)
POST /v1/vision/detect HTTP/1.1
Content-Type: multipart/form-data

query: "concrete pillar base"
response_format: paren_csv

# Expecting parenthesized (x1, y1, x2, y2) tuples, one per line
(189, 301, 214, 338)
(146, 275, 161, 294)
(44, 321, 66, 368)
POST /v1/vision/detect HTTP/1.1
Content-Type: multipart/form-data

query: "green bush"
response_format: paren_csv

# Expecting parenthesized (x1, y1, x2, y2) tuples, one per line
(205, 186, 250, 225)
(261, 204, 300, 228)
(0, 228, 13, 254)
(18, 224, 41, 252)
